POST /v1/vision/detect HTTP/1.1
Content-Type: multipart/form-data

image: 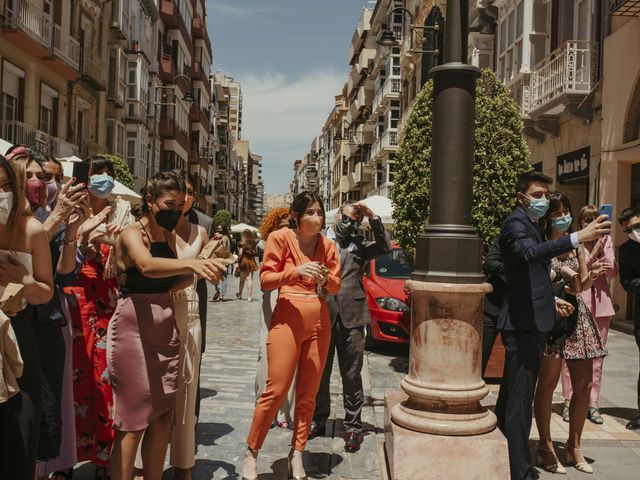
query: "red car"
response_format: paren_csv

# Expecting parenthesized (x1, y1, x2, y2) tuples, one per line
(363, 244, 414, 349)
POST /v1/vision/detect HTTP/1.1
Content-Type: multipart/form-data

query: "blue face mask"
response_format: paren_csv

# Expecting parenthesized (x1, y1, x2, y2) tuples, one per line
(552, 214, 573, 232)
(89, 173, 115, 199)
(524, 195, 549, 220)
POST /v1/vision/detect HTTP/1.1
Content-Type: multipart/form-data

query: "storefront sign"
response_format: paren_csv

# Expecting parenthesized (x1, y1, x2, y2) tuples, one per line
(557, 147, 590, 183)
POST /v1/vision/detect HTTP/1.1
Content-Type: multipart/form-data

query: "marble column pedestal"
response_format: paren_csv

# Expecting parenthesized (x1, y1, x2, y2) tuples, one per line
(384, 280, 510, 479)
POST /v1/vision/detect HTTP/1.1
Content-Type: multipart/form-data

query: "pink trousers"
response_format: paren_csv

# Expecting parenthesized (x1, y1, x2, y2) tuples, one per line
(562, 316, 610, 404)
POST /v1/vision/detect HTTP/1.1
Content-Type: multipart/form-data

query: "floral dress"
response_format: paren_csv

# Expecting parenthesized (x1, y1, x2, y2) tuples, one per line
(64, 197, 132, 465)
(545, 255, 608, 360)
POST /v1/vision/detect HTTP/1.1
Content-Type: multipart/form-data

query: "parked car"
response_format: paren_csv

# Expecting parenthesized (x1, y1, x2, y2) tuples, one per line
(363, 244, 414, 349)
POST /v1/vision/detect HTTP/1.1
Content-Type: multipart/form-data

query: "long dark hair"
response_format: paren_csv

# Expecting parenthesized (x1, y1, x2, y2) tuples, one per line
(142, 171, 185, 213)
(542, 191, 574, 239)
(289, 191, 325, 229)
(0, 155, 27, 248)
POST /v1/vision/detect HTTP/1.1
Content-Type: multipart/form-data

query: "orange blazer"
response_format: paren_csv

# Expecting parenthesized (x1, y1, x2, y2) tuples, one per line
(260, 228, 340, 296)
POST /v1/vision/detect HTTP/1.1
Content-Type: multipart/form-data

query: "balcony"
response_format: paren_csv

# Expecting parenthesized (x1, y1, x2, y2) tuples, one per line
(348, 86, 373, 124)
(128, 17, 154, 63)
(159, 53, 176, 83)
(370, 129, 398, 159)
(192, 14, 204, 38)
(528, 41, 598, 118)
(507, 72, 531, 117)
(1, 0, 51, 55)
(190, 61, 205, 82)
(160, 0, 178, 28)
(372, 76, 401, 113)
(348, 164, 372, 189)
(80, 48, 107, 90)
(125, 101, 147, 124)
(610, 0, 640, 16)
(189, 104, 210, 132)
(50, 23, 80, 73)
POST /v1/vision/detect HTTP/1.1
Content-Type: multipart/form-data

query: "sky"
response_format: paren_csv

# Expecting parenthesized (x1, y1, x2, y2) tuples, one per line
(206, 0, 375, 194)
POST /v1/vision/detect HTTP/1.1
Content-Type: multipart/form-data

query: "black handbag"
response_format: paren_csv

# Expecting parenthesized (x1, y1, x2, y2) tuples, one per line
(548, 279, 579, 345)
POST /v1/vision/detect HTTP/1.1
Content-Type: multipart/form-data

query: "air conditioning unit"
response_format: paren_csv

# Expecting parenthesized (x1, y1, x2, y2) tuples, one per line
(35, 130, 49, 146)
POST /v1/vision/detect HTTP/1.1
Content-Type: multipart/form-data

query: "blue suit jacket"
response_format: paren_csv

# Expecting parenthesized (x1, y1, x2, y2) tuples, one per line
(497, 207, 574, 333)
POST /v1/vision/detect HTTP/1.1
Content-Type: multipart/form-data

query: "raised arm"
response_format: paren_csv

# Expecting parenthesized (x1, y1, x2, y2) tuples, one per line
(500, 216, 574, 263)
(362, 217, 391, 261)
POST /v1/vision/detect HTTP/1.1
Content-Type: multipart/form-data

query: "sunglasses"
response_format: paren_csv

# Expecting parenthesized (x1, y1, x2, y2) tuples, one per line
(623, 223, 640, 234)
(341, 214, 360, 227)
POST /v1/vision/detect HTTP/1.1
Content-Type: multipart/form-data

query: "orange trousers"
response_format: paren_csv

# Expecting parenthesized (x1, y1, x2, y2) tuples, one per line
(247, 296, 331, 451)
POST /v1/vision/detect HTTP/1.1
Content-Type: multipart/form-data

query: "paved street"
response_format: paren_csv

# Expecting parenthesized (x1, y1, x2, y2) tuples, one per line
(72, 275, 640, 479)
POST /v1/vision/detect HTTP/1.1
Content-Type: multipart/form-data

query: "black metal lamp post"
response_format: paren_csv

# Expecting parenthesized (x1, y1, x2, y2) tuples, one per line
(148, 73, 196, 183)
(413, 0, 483, 284)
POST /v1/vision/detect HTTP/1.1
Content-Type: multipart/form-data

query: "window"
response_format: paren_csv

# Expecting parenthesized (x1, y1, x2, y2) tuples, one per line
(497, 0, 525, 83)
(39, 84, 58, 136)
(106, 119, 125, 157)
(107, 46, 127, 106)
(531, 0, 550, 67)
(110, 0, 130, 38)
(574, 0, 592, 41)
(2, 61, 24, 127)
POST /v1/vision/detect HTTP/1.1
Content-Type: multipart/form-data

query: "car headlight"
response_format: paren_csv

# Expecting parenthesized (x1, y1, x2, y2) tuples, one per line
(375, 297, 410, 312)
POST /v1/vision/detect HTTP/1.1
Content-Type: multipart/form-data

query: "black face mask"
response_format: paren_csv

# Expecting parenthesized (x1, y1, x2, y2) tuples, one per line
(155, 209, 182, 232)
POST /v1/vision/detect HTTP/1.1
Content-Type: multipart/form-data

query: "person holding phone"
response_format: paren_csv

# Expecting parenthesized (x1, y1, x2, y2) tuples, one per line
(617, 206, 640, 430)
(64, 156, 134, 479)
(533, 193, 607, 475)
(559, 205, 618, 426)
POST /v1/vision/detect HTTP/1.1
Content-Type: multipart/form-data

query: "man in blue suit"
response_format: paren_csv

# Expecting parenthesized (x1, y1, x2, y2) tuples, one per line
(496, 172, 610, 480)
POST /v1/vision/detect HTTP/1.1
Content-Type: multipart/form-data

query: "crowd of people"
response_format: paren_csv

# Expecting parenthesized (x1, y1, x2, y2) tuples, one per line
(1, 145, 640, 480)
(482, 171, 640, 480)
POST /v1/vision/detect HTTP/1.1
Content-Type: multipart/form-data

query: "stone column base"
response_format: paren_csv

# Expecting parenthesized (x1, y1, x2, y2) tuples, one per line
(385, 391, 510, 480)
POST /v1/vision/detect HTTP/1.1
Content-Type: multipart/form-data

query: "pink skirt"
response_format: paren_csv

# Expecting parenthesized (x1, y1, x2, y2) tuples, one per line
(107, 293, 180, 431)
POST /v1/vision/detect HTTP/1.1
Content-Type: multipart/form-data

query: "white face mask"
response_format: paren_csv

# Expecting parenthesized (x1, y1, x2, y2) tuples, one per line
(0, 191, 13, 225)
(628, 230, 640, 243)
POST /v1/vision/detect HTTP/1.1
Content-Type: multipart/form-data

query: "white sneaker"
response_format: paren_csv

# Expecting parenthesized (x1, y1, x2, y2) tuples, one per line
(247, 297, 253, 302)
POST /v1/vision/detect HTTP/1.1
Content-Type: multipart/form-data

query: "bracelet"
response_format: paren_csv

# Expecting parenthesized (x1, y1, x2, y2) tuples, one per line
(589, 270, 598, 279)
(63, 236, 78, 246)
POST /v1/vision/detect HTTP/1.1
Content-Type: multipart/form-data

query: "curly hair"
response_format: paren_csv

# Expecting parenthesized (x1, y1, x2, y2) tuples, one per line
(259, 207, 290, 239)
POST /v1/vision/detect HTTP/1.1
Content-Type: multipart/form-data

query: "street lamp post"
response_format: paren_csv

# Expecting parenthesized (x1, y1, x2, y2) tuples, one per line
(147, 73, 196, 183)
(380, 2, 509, 478)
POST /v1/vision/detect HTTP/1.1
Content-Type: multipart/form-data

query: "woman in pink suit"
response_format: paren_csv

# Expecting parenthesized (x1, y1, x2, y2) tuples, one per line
(562, 205, 618, 425)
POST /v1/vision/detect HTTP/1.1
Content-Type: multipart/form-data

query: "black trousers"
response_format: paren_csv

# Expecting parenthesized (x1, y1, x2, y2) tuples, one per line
(634, 314, 640, 411)
(481, 313, 499, 375)
(495, 330, 547, 480)
(313, 316, 365, 433)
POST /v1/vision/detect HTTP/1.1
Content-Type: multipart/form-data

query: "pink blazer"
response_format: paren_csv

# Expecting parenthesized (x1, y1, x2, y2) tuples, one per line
(579, 235, 618, 318)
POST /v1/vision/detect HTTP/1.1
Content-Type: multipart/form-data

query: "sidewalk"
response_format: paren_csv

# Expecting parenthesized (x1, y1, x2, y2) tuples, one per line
(70, 275, 640, 479)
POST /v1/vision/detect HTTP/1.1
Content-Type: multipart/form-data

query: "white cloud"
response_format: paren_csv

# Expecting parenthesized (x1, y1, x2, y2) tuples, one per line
(206, 0, 263, 16)
(239, 69, 345, 194)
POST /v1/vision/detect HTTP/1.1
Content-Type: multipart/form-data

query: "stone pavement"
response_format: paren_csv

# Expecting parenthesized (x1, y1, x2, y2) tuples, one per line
(72, 275, 640, 479)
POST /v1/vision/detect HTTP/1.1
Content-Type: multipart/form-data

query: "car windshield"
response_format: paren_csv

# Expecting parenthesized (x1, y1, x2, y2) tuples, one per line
(375, 248, 414, 279)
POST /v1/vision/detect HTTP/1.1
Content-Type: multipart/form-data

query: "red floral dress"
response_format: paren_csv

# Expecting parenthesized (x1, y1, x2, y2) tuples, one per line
(64, 244, 118, 465)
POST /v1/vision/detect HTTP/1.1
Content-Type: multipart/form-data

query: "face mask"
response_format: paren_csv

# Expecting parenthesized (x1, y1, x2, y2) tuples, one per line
(46, 181, 60, 208)
(335, 215, 360, 237)
(523, 194, 549, 220)
(26, 178, 47, 208)
(0, 191, 13, 225)
(89, 173, 115, 199)
(551, 214, 573, 232)
(628, 231, 640, 244)
(155, 208, 182, 232)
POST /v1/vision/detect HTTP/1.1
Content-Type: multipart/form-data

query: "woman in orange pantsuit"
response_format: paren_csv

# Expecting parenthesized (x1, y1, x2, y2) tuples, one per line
(242, 191, 340, 480)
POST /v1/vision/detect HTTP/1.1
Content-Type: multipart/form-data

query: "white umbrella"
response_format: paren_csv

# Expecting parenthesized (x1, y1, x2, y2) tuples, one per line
(325, 196, 394, 226)
(231, 223, 258, 234)
(0, 138, 12, 156)
(60, 160, 141, 204)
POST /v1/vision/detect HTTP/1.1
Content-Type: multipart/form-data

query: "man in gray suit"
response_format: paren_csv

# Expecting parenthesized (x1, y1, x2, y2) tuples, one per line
(311, 200, 391, 452)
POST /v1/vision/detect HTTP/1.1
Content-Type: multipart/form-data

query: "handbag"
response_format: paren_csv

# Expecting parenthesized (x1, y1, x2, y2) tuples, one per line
(0, 310, 23, 403)
(199, 238, 236, 267)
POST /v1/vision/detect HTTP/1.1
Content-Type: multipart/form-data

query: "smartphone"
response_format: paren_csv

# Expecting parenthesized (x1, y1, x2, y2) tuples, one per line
(599, 204, 613, 220)
(72, 161, 90, 187)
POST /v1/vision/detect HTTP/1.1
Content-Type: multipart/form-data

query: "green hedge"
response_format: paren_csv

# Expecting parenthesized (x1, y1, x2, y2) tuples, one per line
(391, 69, 531, 253)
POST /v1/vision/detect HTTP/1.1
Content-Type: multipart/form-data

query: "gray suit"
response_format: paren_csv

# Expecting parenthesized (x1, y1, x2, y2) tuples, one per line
(314, 217, 390, 432)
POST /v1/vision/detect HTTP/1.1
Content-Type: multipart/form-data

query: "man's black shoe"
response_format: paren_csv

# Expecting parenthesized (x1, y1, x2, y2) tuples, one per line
(308, 421, 325, 438)
(627, 414, 640, 430)
(344, 432, 363, 453)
